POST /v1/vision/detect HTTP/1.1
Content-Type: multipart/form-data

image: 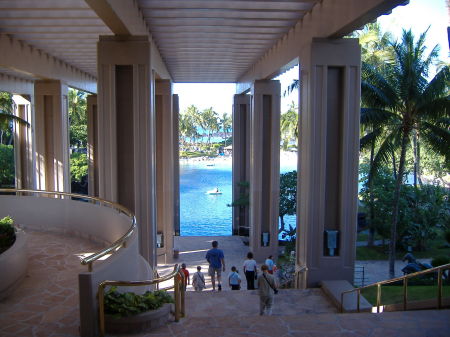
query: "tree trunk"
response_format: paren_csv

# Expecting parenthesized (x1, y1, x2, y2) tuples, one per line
(368, 138, 375, 247)
(388, 129, 409, 279)
(391, 149, 397, 180)
(279, 215, 285, 232)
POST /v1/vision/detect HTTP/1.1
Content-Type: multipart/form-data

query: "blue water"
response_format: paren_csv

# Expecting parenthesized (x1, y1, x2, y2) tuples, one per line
(180, 156, 298, 236)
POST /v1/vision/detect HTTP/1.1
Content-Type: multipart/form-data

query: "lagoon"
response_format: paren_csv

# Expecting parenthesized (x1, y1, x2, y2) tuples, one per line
(179, 153, 298, 236)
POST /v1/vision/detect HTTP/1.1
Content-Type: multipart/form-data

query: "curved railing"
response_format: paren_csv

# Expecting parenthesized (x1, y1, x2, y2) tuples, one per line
(341, 263, 450, 313)
(0, 188, 136, 271)
(98, 264, 185, 337)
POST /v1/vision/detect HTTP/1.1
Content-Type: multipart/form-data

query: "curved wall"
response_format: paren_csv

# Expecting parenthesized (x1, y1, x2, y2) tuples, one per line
(0, 194, 153, 337)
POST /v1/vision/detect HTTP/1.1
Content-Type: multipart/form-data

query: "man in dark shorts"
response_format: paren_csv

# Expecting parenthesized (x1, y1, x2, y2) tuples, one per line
(205, 240, 225, 291)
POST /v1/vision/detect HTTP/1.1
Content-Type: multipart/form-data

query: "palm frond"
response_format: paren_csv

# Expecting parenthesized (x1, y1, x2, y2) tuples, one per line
(420, 121, 450, 159)
(369, 128, 402, 180)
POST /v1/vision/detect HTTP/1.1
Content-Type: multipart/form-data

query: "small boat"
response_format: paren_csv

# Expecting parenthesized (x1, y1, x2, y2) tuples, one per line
(206, 163, 215, 167)
(207, 188, 222, 195)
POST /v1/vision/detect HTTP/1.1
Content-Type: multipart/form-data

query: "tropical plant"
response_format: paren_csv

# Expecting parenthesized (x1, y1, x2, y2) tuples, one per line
(104, 287, 173, 318)
(0, 144, 14, 187)
(361, 29, 450, 277)
(279, 170, 297, 232)
(219, 112, 232, 147)
(280, 102, 298, 151)
(201, 107, 219, 145)
(0, 215, 16, 254)
(68, 89, 87, 148)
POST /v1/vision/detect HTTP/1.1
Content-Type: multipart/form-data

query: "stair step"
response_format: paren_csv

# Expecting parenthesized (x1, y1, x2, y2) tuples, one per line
(184, 288, 337, 317)
(320, 280, 372, 312)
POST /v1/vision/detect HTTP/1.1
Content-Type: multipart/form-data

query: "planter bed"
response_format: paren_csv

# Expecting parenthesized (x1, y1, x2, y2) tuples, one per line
(105, 303, 172, 334)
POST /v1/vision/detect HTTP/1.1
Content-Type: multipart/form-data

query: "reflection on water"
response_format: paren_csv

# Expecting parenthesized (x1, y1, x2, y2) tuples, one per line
(180, 154, 298, 236)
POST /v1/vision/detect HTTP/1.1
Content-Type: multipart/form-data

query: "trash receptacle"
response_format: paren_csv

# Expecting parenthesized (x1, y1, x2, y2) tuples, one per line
(173, 249, 179, 259)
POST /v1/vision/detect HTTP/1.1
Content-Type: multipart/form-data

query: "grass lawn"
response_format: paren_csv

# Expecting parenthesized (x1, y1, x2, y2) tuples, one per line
(361, 283, 450, 306)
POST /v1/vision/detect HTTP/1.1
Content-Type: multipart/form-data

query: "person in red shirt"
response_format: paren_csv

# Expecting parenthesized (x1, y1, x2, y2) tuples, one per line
(181, 263, 190, 290)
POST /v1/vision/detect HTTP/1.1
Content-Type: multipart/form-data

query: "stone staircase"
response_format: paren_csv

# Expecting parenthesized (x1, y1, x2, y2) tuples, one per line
(184, 288, 337, 317)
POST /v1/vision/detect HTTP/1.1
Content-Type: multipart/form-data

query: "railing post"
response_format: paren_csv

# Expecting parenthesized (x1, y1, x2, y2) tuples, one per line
(340, 292, 344, 313)
(98, 283, 106, 337)
(403, 277, 408, 311)
(174, 273, 181, 322)
(437, 268, 443, 309)
(357, 289, 360, 313)
(376, 283, 381, 313)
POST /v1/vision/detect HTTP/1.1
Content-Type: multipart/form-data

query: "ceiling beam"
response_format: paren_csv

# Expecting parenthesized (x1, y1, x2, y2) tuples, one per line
(237, 0, 409, 92)
(0, 33, 96, 93)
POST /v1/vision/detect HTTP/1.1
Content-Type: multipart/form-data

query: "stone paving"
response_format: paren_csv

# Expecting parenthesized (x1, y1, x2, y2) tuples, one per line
(0, 229, 104, 337)
(1, 231, 449, 337)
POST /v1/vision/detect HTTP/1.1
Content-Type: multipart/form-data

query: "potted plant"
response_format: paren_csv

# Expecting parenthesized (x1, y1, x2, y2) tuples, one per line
(104, 287, 174, 334)
(0, 216, 16, 254)
(0, 215, 27, 300)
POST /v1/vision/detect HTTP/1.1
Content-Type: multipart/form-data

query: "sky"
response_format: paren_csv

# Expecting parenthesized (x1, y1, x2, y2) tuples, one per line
(173, 0, 449, 116)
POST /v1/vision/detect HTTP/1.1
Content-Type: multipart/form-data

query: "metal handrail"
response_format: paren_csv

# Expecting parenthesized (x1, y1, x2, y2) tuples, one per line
(340, 263, 450, 313)
(98, 264, 185, 337)
(0, 188, 136, 271)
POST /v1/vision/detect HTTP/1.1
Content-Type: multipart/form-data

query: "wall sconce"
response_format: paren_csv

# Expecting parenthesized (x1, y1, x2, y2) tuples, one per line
(157, 232, 164, 248)
(262, 232, 270, 247)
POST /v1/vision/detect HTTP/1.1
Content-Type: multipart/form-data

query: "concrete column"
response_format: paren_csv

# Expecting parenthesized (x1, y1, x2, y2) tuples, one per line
(97, 35, 157, 266)
(34, 80, 70, 192)
(87, 94, 98, 197)
(155, 79, 175, 259)
(12, 95, 35, 189)
(232, 94, 251, 236)
(296, 38, 360, 288)
(173, 94, 180, 236)
(249, 80, 281, 261)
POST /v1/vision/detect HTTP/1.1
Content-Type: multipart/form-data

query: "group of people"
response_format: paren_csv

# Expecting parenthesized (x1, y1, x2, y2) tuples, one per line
(178, 240, 278, 315)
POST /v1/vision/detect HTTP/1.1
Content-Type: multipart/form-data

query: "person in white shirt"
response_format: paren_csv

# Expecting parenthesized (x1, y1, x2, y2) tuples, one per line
(265, 255, 275, 274)
(243, 252, 257, 290)
(228, 266, 242, 290)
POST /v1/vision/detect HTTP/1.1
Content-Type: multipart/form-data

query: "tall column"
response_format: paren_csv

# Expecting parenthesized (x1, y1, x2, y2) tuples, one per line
(97, 36, 157, 266)
(34, 80, 70, 192)
(173, 94, 180, 236)
(155, 79, 175, 259)
(232, 94, 251, 236)
(13, 94, 35, 189)
(296, 38, 360, 288)
(249, 80, 281, 261)
(87, 94, 98, 197)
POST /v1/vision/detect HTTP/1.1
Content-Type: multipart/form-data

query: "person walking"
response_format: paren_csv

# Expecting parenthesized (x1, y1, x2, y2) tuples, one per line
(257, 264, 278, 315)
(228, 266, 242, 290)
(265, 255, 275, 274)
(243, 252, 257, 290)
(180, 263, 190, 291)
(192, 266, 206, 291)
(205, 240, 225, 291)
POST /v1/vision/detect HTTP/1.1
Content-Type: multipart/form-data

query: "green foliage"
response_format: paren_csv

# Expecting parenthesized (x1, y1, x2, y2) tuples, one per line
(70, 152, 88, 182)
(0, 144, 14, 187)
(68, 89, 87, 148)
(0, 216, 16, 254)
(227, 181, 249, 208)
(445, 230, 450, 244)
(280, 102, 298, 151)
(279, 170, 297, 231)
(431, 256, 450, 267)
(280, 224, 296, 256)
(104, 287, 174, 318)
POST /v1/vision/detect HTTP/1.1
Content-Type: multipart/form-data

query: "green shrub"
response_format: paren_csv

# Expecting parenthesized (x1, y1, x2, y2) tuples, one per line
(431, 255, 450, 267)
(0, 144, 14, 187)
(104, 287, 174, 317)
(0, 216, 16, 253)
(445, 230, 450, 245)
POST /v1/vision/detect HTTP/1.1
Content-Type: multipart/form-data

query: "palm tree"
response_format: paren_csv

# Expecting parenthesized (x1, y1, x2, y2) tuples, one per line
(219, 112, 232, 146)
(362, 29, 450, 278)
(202, 107, 219, 146)
(280, 101, 298, 151)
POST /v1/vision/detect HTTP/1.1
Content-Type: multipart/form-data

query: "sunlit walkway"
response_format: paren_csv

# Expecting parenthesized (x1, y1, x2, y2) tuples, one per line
(0, 230, 104, 337)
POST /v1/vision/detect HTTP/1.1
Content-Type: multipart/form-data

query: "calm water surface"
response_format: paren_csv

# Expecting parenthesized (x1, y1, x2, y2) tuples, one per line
(180, 155, 297, 236)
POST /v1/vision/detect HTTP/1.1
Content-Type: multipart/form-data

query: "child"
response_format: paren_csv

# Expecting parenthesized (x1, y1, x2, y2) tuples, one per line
(228, 266, 241, 290)
(181, 263, 190, 290)
(192, 266, 206, 291)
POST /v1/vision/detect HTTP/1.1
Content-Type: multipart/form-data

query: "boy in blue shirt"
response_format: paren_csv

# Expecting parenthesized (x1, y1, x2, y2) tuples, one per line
(205, 240, 225, 291)
(228, 266, 241, 290)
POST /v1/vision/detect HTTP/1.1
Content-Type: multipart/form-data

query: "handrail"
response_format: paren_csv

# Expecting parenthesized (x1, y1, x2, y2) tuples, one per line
(98, 264, 185, 337)
(0, 188, 136, 272)
(340, 263, 450, 313)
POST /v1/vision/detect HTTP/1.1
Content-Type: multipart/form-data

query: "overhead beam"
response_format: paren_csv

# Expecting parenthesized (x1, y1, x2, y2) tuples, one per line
(0, 33, 96, 93)
(85, 0, 171, 79)
(237, 0, 408, 92)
